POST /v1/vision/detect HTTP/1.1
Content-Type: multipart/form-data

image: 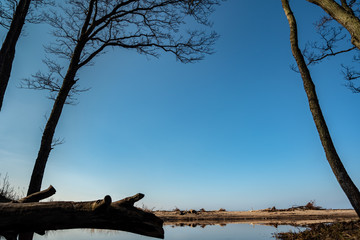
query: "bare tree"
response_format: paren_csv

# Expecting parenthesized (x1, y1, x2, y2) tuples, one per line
(281, 0, 360, 217)
(0, 0, 32, 111)
(22, 0, 221, 196)
(0, 0, 49, 111)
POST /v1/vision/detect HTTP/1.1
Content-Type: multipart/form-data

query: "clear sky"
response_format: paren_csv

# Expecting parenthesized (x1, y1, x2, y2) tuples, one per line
(1, 1, 359, 211)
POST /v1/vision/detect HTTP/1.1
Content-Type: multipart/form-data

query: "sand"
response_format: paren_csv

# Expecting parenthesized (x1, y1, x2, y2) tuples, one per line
(154, 209, 358, 226)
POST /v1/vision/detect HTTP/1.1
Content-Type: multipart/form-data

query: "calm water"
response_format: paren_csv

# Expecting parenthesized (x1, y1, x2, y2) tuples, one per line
(31, 224, 303, 240)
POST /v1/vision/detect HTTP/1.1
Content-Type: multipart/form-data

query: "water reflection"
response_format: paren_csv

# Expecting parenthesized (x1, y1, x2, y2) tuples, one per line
(30, 224, 301, 240)
(168, 223, 226, 228)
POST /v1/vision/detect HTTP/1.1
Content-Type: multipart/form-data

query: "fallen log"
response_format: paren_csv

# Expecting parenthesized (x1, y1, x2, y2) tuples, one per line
(0, 190, 164, 239)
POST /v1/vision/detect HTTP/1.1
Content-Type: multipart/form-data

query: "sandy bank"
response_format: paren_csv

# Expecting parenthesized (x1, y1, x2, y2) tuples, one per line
(154, 209, 358, 226)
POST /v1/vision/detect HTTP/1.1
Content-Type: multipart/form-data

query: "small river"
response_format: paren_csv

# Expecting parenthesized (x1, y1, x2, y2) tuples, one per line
(32, 224, 303, 240)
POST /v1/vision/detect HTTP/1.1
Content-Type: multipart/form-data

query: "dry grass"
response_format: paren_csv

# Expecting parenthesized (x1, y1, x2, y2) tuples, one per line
(0, 173, 20, 202)
(140, 203, 155, 213)
(275, 221, 360, 240)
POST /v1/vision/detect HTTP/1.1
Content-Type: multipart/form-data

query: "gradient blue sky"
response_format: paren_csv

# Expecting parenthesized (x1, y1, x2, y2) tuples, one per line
(1, 0, 359, 211)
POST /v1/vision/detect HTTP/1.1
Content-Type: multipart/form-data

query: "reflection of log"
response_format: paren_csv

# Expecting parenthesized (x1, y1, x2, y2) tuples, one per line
(0, 191, 164, 239)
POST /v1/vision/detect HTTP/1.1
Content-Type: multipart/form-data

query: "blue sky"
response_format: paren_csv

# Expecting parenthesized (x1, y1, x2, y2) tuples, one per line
(1, 1, 360, 211)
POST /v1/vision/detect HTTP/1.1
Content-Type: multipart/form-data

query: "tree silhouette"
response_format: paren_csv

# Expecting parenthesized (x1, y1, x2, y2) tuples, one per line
(0, 0, 50, 111)
(22, 0, 221, 196)
(0, 0, 32, 111)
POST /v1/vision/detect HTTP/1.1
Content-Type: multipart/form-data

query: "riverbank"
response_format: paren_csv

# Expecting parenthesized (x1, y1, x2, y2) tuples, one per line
(154, 209, 358, 227)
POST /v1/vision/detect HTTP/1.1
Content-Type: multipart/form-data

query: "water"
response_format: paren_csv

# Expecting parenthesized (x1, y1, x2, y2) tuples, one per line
(31, 224, 302, 240)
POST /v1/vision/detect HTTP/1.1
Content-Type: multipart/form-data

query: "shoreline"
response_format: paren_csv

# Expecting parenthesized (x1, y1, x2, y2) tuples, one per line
(154, 209, 358, 227)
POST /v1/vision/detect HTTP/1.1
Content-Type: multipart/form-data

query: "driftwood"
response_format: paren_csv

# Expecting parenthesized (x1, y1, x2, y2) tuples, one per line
(0, 186, 164, 240)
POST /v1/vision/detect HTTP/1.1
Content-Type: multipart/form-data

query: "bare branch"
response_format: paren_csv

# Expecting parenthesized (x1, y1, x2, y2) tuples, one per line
(38, 0, 221, 70)
(20, 57, 90, 104)
(342, 64, 360, 93)
(51, 137, 65, 149)
(305, 45, 356, 65)
(0, 0, 17, 29)
(299, 2, 360, 94)
(0, 0, 55, 29)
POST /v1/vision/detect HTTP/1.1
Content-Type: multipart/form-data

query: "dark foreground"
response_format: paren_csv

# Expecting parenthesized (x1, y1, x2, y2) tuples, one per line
(275, 220, 360, 240)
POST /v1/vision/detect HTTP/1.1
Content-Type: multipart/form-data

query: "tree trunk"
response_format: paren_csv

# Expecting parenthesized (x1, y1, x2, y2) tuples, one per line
(26, 22, 88, 196)
(0, 0, 32, 111)
(306, 0, 360, 49)
(281, 0, 360, 218)
(0, 191, 164, 239)
(26, 73, 76, 196)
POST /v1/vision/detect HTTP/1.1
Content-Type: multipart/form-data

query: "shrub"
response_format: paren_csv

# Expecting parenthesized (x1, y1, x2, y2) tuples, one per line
(0, 173, 19, 202)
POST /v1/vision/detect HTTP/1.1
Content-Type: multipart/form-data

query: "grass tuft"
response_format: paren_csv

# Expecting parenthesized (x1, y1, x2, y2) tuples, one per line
(0, 173, 20, 202)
